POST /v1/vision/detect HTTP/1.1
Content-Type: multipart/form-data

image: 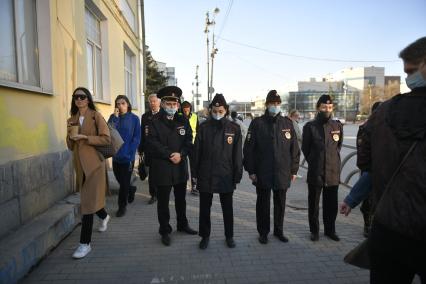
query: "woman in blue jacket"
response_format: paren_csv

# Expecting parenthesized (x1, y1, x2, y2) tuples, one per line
(108, 95, 141, 217)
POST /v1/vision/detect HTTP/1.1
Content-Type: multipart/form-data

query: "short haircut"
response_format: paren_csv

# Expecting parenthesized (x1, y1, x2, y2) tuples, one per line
(289, 109, 299, 117)
(148, 94, 158, 101)
(399, 37, 426, 64)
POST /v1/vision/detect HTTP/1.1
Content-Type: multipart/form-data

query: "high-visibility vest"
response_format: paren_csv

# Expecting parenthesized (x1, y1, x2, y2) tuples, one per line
(188, 113, 198, 143)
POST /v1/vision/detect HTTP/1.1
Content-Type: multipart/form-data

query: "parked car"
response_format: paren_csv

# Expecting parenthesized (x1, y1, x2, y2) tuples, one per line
(333, 117, 346, 124)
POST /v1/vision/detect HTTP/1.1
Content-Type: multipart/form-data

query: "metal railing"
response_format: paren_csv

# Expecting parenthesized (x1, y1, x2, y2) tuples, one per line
(299, 143, 360, 189)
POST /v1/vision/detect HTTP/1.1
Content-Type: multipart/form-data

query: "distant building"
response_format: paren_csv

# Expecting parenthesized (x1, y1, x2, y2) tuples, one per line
(156, 62, 177, 86)
(228, 101, 252, 118)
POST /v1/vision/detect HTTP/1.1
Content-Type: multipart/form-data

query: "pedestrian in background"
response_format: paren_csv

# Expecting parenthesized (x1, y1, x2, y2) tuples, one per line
(194, 93, 243, 249)
(108, 95, 140, 217)
(302, 94, 343, 242)
(66, 87, 111, 259)
(181, 101, 199, 195)
(288, 109, 302, 146)
(146, 86, 197, 246)
(357, 37, 426, 284)
(243, 90, 300, 244)
(139, 94, 161, 204)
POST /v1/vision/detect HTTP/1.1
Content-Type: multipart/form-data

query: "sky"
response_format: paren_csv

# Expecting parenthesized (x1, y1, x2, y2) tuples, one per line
(144, 0, 426, 103)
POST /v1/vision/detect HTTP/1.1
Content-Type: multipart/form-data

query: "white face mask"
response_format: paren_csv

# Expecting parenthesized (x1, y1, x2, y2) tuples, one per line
(212, 113, 224, 120)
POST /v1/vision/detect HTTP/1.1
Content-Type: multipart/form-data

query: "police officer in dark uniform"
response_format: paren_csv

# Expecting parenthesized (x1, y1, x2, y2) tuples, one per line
(243, 90, 300, 244)
(138, 94, 161, 204)
(145, 86, 197, 246)
(193, 93, 243, 249)
(302, 94, 343, 242)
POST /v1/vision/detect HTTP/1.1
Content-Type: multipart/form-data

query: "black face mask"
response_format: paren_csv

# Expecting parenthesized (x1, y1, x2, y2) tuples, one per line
(318, 111, 332, 122)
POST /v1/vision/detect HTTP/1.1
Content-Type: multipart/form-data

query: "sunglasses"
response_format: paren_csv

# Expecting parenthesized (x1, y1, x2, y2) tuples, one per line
(73, 94, 87, 101)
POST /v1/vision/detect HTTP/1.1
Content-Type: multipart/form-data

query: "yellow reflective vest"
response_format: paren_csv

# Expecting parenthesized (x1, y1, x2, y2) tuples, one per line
(188, 113, 198, 143)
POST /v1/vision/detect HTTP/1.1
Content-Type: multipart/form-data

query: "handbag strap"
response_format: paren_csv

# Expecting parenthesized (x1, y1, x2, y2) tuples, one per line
(376, 140, 418, 206)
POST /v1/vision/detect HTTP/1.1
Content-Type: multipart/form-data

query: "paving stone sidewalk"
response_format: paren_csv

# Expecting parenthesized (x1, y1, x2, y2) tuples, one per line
(22, 170, 372, 284)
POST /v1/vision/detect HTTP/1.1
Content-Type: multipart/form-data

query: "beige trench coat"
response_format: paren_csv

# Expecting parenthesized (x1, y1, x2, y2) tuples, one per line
(67, 109, 111, 215)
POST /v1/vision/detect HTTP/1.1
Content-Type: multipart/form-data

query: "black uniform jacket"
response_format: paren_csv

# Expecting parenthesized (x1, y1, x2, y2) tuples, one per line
(193, 117, 243, 193)
(145, 109, 193, 186)
(243, 112, 300, 190)
(302, 116, 343, 187)
(138, 110, 160, 166)
(357, 87, 426, 241)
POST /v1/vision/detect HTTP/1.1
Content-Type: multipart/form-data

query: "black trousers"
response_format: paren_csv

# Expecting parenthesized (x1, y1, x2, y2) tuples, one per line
(360, 194, 371, 228)
(308, 184, 338, 234)
(199, 192, 234, 239)
(156, 182, 189, 235)
(369, 222, 426, 284)
(113, 161, 134, 209)
(256, 187, 287, 236)
(80, 208, 108, 244)
(147, 167, 157, 198)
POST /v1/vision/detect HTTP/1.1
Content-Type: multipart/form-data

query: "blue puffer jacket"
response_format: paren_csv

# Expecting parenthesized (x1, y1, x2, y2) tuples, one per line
(108, 112, 141, 164)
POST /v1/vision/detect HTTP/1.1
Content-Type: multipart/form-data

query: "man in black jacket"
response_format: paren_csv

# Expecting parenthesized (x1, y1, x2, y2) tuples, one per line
(243, 90, 300, 244)
(145, 86, 197, 246)
(139, 94, 161, 204)
(302, 94, 343, 242)
(357, 37, 426, 284)
(193, 93, 243, 249)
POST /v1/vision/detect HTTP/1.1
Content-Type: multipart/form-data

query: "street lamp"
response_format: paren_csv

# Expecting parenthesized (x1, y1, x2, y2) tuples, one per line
(343, 80, 347, 120)
(368, 83, 372, 114)
(204, 8, 219, 103)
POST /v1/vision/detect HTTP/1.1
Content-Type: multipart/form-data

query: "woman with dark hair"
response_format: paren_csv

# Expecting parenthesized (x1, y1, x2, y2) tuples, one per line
(66, 87, 111, 259)
(108, 95, 141, 217)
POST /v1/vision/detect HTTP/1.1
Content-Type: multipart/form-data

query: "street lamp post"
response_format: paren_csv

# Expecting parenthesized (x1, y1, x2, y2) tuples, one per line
(343, 80, 347, 120)
(204, 8, 219, 103)
(368, 83, 372, 114)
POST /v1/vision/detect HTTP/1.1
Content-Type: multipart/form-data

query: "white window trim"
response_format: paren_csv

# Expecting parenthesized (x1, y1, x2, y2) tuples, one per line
(124, 43, 137, 108)
(85, 1, 110, 104)
(0, 0, 53, 95)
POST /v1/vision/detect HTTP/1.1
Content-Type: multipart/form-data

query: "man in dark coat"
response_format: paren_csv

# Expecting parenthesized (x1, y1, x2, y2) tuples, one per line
(357, 37, 426, 283)
(193, 93, 243, 249)
(243, 90, 300, 244)
(145, 86, 197, 246)
(138, 94, 161, 204)
(302, 94, 343, 242)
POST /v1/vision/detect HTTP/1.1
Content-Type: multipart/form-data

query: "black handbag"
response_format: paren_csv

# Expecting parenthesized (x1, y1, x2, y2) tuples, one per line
(343, 141, 418, 269)
(138, 155, 147, 181)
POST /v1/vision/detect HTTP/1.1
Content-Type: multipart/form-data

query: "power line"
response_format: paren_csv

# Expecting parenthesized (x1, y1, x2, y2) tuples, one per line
(216, 0, 233, 42)
(218, 37, 400, 63)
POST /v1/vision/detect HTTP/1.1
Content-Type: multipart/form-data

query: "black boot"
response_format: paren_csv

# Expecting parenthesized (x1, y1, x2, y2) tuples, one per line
(161, 234, 171, 246)
(226, 238, 236, 248)
(199, 237, 209, 249)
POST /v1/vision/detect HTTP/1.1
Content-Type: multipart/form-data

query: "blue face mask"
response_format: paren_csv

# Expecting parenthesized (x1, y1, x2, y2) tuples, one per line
(164, 107, 177, 116)
(406, 70, 426, 90)
(267, 105, 281, 116)
(211, 113, 224, 120)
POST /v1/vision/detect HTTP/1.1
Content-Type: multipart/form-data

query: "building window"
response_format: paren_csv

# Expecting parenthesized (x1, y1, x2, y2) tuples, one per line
(0, 0, 40, 86)
(124, 45, 136, 106)
(85, 8, 103, 99)
(119, 0, 136, 32)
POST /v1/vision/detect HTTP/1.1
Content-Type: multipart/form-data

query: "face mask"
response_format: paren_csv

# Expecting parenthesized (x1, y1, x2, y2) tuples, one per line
(164, 107, 177, 116)
(318, 111, 332, 121)
(406, 70, 426, 90)
(212, 113, 224, 120)
(267, 105, 281, 116)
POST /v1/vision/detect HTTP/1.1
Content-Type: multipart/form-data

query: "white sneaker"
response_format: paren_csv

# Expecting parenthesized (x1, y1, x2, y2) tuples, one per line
(72, 243, 91, 259)
(98, 215, 110, 232)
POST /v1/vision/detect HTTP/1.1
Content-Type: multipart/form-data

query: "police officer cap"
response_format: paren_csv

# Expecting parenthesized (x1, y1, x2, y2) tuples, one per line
(210, 93, 227, 108)
(181, 101, 192, 108)
(316, 94, 333, 107)
(266, 90, 282, 104)
(157, 86, 182, 101)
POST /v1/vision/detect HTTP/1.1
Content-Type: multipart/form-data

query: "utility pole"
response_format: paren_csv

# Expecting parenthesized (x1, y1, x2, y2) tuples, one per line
(210, 34, 218, 91)
(343, 80, 347, 120)
(204, 8, 219, 103)
(195, 65, 199, 112)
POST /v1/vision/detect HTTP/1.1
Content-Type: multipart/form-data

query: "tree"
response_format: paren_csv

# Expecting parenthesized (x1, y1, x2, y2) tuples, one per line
(145, 46, 168, 101)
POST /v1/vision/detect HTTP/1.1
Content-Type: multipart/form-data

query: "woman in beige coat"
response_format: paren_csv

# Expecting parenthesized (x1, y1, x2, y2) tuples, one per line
(67, 87, 111, 259)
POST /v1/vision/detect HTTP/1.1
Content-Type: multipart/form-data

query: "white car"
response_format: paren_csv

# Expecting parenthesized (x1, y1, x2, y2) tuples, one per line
(333, 117, 346, 124)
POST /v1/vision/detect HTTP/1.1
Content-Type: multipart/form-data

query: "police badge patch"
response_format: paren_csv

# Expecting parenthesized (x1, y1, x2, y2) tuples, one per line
(179, 128, 186, 136)
(227, 136, 233, 144)
(285, 132, 291, 139)
(333, 134, 340, 142)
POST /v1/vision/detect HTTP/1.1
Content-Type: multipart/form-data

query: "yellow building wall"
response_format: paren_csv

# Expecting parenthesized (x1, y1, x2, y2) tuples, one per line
(0, 0, 142, 165)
